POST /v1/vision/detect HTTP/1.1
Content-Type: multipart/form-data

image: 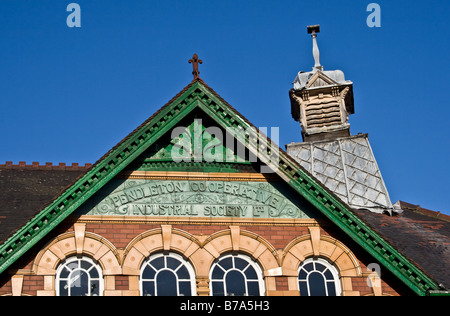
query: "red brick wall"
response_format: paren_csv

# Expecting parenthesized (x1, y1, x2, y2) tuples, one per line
(23, 275, 44, 296)
(0, 220, 407, 296)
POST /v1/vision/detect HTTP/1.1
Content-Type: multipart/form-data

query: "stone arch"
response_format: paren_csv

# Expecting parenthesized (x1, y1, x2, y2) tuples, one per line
(122, 225, 282, 296)
(200, 226, 281, 295)
(202, 226, 280, 271)
(122, 225, 202, 276)
(122, 225, 203, 295)
(33, 223, 121, 296)
(281, 227, 362, 296)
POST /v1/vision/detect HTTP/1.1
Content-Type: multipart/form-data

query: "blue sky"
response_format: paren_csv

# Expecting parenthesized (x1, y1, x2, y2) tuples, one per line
(0, 0, 449, 214)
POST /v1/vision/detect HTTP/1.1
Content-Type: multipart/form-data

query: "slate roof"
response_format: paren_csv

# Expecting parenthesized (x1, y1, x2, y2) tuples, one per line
(0, 162, 90, 244)
(286, 134, 393, 214)
(354, 202, 450, 289)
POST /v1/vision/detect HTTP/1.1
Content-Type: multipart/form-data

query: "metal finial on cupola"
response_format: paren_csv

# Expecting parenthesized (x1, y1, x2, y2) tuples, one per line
(307, 25, 323, 71)
(290, 24, 354, 142)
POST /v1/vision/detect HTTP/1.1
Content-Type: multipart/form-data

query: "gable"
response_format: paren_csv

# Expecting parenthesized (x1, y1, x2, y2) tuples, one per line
(305, 71, 337, 88)
(142, 117, 244, 164)
(0, 79, 442, 295)
(76, 109, 319, 220)
(126, 111, 254, 171)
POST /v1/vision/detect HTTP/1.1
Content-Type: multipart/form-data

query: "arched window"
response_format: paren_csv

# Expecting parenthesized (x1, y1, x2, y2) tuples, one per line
(210, 254, 264, 296)
(298, 258, 341, 296)
(56, 256, 103, 296)
(140, 252, 196, 296)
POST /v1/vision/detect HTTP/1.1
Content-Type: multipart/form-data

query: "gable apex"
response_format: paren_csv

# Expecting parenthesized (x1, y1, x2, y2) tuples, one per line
(305, 70, 338, 89)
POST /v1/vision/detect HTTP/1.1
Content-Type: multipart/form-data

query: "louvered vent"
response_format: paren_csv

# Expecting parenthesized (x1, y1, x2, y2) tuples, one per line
(305, 100, 341, 128)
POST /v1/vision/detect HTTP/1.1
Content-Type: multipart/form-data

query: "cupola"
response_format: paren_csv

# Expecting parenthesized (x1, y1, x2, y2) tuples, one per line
(290, 25, 355, 142)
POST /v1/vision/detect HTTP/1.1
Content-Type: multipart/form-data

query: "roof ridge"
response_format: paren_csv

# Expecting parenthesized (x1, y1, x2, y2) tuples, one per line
(0, 161, 92, 169)
(399, 201, 450, 223)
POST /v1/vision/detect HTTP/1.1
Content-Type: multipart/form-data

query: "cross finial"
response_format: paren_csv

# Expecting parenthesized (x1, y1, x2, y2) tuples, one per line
(189, 53, 203, 80)
(307, 25, 323, 71)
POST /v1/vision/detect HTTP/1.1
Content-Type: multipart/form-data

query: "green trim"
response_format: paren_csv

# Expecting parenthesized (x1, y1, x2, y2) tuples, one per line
(428, 291, 450, 296)
(132, 161, 254, 173)
(0, 80, 440, 296)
